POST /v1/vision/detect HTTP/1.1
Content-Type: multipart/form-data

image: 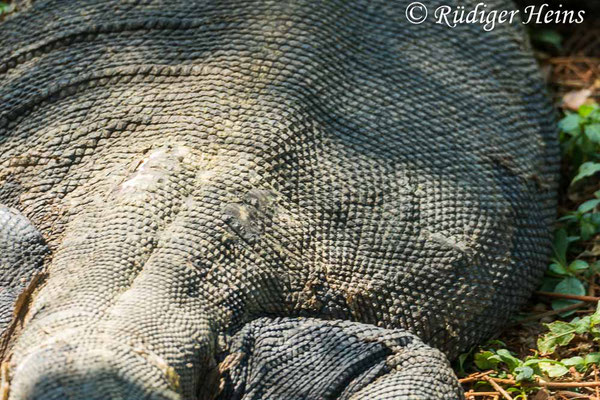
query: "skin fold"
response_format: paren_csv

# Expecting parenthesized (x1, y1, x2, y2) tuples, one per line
(0, 0, 558, 399)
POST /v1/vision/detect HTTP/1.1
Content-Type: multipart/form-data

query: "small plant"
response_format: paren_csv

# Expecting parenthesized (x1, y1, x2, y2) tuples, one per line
(539, 103, 600, 315)
(460, 304, 600, 397)
(560, 103, 600, 184)
(459, 103, 600, 398)
(540, 228, 600, 314)
(559, 195, 600, 241)
(537, 302, 600, 355)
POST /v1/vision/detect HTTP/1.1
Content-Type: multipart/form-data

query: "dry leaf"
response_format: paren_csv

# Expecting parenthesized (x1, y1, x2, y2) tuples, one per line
(532, 388, 551, 400)
(562, 88, 593, 111)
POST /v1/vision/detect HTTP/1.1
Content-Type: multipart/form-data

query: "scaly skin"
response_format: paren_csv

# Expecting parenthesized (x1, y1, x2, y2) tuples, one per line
(0, 0, 558, 398)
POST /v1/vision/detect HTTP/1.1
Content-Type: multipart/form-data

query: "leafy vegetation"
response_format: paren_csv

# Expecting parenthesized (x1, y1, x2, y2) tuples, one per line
(560, 103, 600, 181)
(459, 103, 600, 399)
(467, 304, 600, 382)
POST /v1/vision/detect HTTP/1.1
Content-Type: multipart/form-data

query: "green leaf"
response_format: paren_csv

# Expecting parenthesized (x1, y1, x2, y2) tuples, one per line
(564, 356, 587, 372)
(579, 104, 599, 118)
(457, 352, 470, 375)
(559, 113, 581, 135)
(552, 277, 586, 315)
(538, 321, 577, 354)
(549, 262, 568, 275)
(539, 362, 569, 377)
(488, 355, 504, 363)
(540, 276, 561, 292)
(578, 199, 600, 213)
(568, 260, 589, 273)
(572, 162, 600, 185)
(562, 356, 584, 366)
(573, 316, 592, 334)
(496, 349, 521, 371)
(554, 277, 586, 296)
(530, 28, 562, 49)
(585, 124, 600, 144)
(474, 351, 500, 370)
(581, 219, 598, 240)
(585, 353, 600, 365)
(558, 214, 579, 223)
(514, 365, 534, 381)
(485, 339, 507, 348)
(552, 229, 568, 267)
(590, 303, 600, 326)
(568, 235, 581, 244)
(523, 358, 545, 366)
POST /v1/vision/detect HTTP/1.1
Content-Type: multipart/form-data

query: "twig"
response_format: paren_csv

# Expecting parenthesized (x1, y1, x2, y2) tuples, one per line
(587, 276, 596, 297)
(462, 373, 600, 390)
(464, 391, 500, 398)
(483, 376, 514, 400)
(512, 378, 600, 389)
(539, 380, 600, 389)
(548, 57, 600, 64)
(556, 391, 593, 399)
(594, 365, 600, 399)
(489, 377, 518, 385)
(535, 291, 600, 303)
(459, 371, 493, 383)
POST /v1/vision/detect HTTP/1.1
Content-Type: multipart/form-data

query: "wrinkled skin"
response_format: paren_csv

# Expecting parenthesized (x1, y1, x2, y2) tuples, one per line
(0, 0, 558, 399)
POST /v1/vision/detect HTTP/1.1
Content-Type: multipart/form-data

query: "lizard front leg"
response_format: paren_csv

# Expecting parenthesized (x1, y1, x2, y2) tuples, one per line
(0, 206, 48, 354)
